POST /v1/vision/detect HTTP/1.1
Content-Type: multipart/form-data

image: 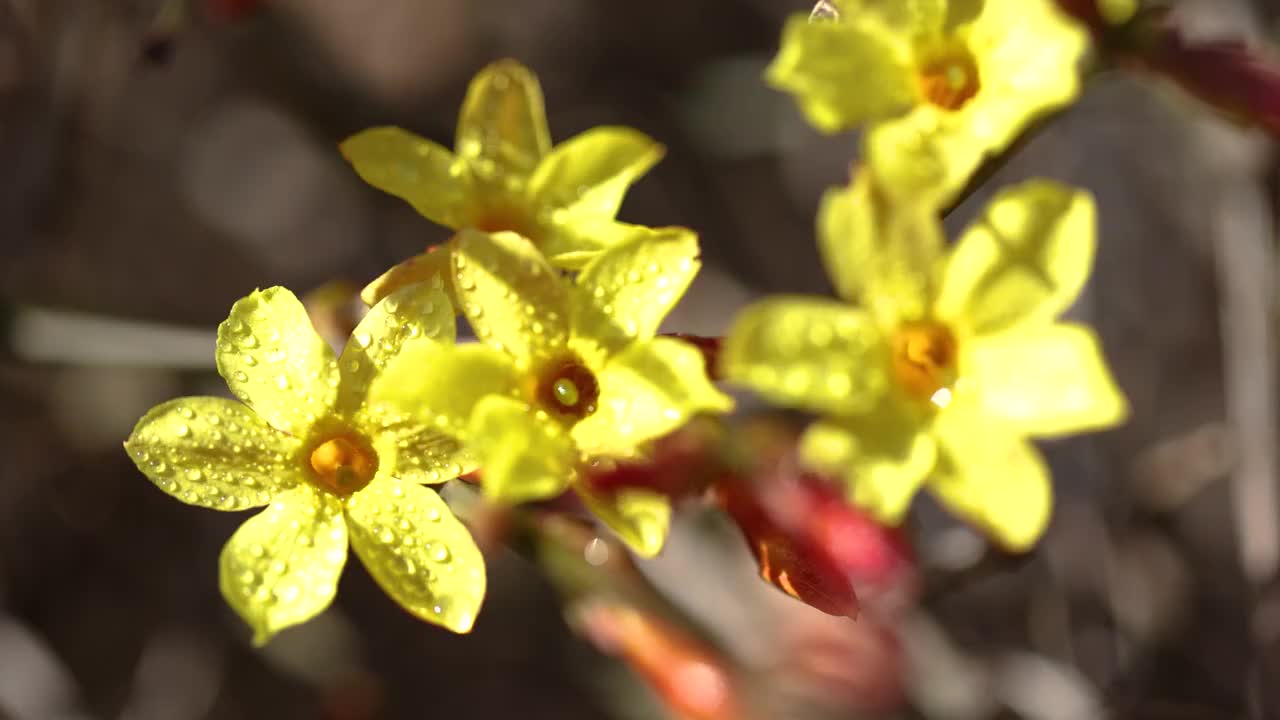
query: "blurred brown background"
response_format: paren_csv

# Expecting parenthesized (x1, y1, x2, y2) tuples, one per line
(2, 0, 1280, 718)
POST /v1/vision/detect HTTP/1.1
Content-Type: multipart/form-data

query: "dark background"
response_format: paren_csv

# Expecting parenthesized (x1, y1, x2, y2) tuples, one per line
(2, 0, 1279, 718)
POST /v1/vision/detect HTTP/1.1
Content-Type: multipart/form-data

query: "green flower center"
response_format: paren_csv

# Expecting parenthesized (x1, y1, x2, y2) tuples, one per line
(535, 356, 600, 422)
(916, 46, 980, 111)
(308, 432, 378, 497)
(890, 321, 958, 408)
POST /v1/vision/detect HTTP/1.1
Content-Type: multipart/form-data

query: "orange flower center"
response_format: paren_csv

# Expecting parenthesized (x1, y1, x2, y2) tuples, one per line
(473, 203, 538, 239)
(534, 355, 601, 422)
(890, 321, 958, 407)
(308, 433, 378, 497)
(916, 47, 980, 111)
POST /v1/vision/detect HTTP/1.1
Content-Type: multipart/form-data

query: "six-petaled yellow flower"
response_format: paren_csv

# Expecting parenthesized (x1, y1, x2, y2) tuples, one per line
(125, 284, 485, 643)
(371, 227, 733, 557)
(722, 170, 1127, 550)
(342, 59, 665, 307)
(767, 0, 1088, 205)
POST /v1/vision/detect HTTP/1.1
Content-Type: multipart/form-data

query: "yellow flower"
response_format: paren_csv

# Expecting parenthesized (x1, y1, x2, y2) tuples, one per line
(124, 283, 485, 643)
(767, 0, 1088, 205)
(341, 59, 665, 306)
(371, 227, 733, 557)
(722, 171, 1127, 550)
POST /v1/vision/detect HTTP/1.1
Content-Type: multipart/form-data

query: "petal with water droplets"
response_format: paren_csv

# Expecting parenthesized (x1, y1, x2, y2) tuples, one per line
(125, 396, 301, 510)
(346, 478, 486, 633)
(572, 226, 701, 356)
(219, 485, 348, 645)
(454, 229, 571, 364)
(455, 60, 550, 180)
(336, 282, 456, 420)
(529, 126, 664, 220)
(573, 338, 733, 458)
(370, 339, 519, 439)
(216, 287, 339, 435)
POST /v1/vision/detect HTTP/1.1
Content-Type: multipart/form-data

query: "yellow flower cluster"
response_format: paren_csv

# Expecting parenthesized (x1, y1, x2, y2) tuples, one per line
(126, 60, 729, 644)
(125, 0, 1127, 643)
(723, 0, 1125, 549)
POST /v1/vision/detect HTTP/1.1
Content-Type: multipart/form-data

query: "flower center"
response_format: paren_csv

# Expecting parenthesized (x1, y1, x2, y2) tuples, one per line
(890, 321, 958, 408)
(473, 203, 538, 239)
(308, 433, 378, 497)
(535, 356, 600, 422)
(916, 47, 980, 111)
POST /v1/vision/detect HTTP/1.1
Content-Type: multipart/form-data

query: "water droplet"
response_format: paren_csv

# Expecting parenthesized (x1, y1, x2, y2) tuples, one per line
(187, 469, 203, 481)
(426, 507, 441, 522)
(432, 545, 451, 563)
(250, 544, 266, 558)
(178, 407, 195, 420)
(233, 371, 249, 382)
(354, 331, 372, 348)
(175, 424, 190, 438)
(275, 375, 290, 390)
(242, 334, 258, 348)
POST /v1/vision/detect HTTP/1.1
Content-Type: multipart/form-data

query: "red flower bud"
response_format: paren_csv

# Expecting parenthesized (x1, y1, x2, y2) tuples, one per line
(717, 470, 914, 618)
(1143, 34, 1280, 138)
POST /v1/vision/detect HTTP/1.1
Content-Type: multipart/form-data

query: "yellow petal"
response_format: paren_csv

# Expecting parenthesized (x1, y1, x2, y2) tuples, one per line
(935, 180, 1096, 336)
(469, 395, 576, 503)
(963, 323, 1128, 437)
(571, 226, 702, 359)
(868, 0, 1087, 205)
(529, 126, 664, 220)
(126, 397, 301, 510)
(370, 339, 519, 439)
(931, 405, 1053, 551)
(219, 485, 348, 645)
(540, 217, 641, 269)
(766, 14, 915, 133)
(864, 110, 977, 209)
(454, 229, 571, 364)
(346, 478, 486, 633)
(340, 127, 471, 229)
(372, 421, 473, 485)
(843, 0, 949, 33)
(360, 243, 456, 309)
(965, 0, 1088, 148)
(799, 399, 936, 523)
(817, 170, 942, 325)
(216, 287, 338, 436)
(455, 59, 551, 181)
(721, 297, 889, 416)
(336, 282, 456, 420)
(577, 486, 671, 558)
(572, 337, 733, 458)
